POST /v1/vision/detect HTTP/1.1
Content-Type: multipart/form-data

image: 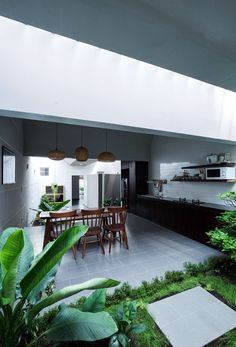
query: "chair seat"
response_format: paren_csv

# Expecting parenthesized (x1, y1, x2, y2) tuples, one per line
(104, 224, 124, 232)
(85, 227, 102, 236)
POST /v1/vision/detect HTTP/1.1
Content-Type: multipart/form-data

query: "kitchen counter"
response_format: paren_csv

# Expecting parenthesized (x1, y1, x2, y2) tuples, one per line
(138, 194, 235, 211)
(135, 194, 235, 245)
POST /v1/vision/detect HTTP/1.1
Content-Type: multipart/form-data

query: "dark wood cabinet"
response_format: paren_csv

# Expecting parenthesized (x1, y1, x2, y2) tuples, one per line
(121, 161, 148, 213)
(136, 196, 225, 245)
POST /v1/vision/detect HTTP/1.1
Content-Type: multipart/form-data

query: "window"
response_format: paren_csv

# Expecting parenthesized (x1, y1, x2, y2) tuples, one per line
(40, 167, 49, 176)
(2, 146, 16, 184)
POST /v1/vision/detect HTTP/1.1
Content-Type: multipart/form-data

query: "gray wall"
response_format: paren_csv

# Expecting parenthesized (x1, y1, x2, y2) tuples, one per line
(0, 117, 29, 230)
(150, 136, 236, 204)
(23, 120, 151, 161)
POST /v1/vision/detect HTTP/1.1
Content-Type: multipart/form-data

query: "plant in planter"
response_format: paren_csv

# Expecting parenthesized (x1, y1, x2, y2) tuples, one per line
(31, 195, 71, 225)
(0, 226, 119, 347)
(109, 301, 146, 347)
(207, 191, 236, 261)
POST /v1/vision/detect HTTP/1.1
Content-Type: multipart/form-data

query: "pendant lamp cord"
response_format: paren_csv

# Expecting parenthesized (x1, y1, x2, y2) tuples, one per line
(106, 129, 108, 152)
(55, 123, 58, 150)
(81, 126, 83, 147)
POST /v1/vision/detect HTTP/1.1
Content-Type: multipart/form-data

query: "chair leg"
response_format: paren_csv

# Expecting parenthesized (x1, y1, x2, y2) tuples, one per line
(72, 245, 77, 260)
(82, 237, 87, 258)
(77, 238, 81, 250)
(109, 232, 113, 254)
(118, 231, 121, 242)
(122, 228, 129, 249)
(96, 234, 99, 246)
(98, 233, 105, 254)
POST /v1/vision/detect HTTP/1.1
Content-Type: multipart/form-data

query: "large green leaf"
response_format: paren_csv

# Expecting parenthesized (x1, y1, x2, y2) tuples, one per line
(28, 278, 120, 321)
(82, 289, 106, 313)
(0, 229, 24, 305)
(27, 241, 59, 304)
(20, 225, 88, 299)
(45, 305, 118, 342)
(0, 227, 34, 291)
(27, 263, 59, 304)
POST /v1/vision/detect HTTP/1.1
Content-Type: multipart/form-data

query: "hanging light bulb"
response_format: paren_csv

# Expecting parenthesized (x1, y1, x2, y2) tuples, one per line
(48, 123, 65, 160)
(97, 129, 116, 162)
(75, 126, 89, 161)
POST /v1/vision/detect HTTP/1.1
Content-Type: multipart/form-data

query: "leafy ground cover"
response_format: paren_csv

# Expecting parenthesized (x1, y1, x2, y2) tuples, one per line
(35, 256, 236, 346)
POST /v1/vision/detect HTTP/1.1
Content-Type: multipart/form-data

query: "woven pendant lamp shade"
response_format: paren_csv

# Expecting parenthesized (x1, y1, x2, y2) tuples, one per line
(48, 149, 65, 161)
(97, 129, 115, 162)
(48, 124, 65, 161)
(75, 146, 89, 161)
(97, 151, 116, 162)
(75, 127, 89, 161)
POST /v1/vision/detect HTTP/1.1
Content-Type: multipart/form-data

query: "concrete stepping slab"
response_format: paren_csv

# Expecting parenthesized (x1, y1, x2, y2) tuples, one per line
(148, 286, 236, 347)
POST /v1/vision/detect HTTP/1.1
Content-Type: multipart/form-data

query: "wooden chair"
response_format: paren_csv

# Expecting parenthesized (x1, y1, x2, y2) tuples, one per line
(80, 208, 105, 258)
(49, 210, 77, 259)
(103, 207, 128, 253)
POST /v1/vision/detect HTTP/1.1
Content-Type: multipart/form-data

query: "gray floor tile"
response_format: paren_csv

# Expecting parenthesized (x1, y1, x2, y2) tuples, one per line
(25, 214, 224, 295)
(148, 286, 236, 347)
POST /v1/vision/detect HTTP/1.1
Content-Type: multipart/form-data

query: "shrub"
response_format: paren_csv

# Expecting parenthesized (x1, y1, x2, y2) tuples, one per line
(0, 227, 119, 346)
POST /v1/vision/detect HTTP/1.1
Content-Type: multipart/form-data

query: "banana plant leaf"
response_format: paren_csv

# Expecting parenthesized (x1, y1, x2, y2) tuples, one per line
(0, 229, 24, 305)
(82, 288, 106, 313)
(45, 305, 118, 342)
(27, 241, 59, 304)
(20, 225, 88, 299)
(42, 200, 70, 211)
(28, 278, 120, 321)
(0, 227, 34, 291)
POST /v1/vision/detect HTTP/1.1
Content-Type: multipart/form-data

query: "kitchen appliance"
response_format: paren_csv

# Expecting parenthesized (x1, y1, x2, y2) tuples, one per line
(205, 167, 236, 180)
(84, 173, 121, 208)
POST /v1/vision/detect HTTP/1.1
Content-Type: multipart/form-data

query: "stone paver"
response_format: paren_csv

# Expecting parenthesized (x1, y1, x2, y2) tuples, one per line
(148, 286, 236, 347)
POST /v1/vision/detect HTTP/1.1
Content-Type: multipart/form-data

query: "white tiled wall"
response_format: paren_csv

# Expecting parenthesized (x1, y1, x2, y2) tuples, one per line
(150, 136, 236, 204)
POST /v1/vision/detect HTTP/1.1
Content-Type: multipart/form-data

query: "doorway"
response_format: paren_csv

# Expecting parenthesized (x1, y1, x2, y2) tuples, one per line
(71, 175, 84, 208)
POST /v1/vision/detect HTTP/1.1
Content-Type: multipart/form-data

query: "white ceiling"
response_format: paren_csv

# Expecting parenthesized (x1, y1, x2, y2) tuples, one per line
(0, 0, 236, 91)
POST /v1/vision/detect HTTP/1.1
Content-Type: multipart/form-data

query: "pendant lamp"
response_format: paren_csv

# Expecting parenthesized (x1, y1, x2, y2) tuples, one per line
(48, 123, 65, 161)
(75, 126, 89, 161)
(97, 129, 116, 162)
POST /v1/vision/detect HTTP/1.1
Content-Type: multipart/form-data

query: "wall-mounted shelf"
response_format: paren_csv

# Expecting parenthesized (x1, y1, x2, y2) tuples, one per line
(171, 179, 236, 183)
(181, 162, 235, 169)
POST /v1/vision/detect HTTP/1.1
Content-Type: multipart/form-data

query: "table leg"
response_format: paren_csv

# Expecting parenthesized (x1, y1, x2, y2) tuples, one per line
(43, 219, 51, 249)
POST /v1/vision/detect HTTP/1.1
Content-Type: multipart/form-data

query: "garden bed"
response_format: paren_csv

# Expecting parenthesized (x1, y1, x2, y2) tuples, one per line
(34, 256, 236, 347)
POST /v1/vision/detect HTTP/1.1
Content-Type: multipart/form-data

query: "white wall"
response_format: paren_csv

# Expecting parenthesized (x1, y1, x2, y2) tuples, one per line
(150, 136, 236, 204)
(1, 16, 236, 142)
(27, 157, 121, 224)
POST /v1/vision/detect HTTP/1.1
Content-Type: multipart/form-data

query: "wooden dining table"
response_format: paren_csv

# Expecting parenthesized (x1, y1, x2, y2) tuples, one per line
(40, 209, 110, 249)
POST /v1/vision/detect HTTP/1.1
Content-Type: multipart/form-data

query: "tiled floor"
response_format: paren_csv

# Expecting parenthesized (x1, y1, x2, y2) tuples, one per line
(26, 213, 222, 302)
(148, 286, 236, 347)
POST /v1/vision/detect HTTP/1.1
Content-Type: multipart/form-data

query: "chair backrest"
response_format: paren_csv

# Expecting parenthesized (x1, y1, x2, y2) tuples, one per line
(81, 208, 104, 229)
(49, 210, 77, 238)
(106, 207, 127, 226)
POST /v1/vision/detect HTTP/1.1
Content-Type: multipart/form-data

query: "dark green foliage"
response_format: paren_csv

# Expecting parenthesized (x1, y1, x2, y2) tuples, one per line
(207, 210, 236, 261)
(109, 301, 146, 347)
